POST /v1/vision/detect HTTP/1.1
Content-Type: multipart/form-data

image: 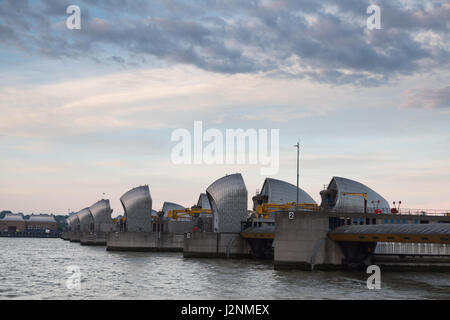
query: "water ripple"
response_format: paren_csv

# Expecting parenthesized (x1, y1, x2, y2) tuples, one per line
(1, 238, 450, 299)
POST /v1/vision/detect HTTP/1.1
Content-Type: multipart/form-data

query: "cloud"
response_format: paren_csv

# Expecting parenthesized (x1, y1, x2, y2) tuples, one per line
(0, 66, 344, 138)
(401, 85, 450, 109)
(0, 0, 448, 86)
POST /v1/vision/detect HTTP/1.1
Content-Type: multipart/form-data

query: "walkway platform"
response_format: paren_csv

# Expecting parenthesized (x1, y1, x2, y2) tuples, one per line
(329, 224, 450, 244)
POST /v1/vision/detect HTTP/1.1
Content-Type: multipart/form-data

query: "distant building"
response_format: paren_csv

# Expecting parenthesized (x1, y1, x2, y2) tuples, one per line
(0, 213, 58, 233)
(26, 214, 57, 231)
(0, 213, 26, 232)
(77, 208, 94, 233)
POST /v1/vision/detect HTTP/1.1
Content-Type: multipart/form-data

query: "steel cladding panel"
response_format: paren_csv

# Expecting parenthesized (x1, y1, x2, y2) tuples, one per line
(260, 178, 316, 204)
(66, 215, 73, 227)
(1, 213, 24, 221)
(162, 202, 185, 218)
(329, 177, 390, 213)
(206, 173, 247, 233)
(77, 208, 94, 233)
(197, 193, 211, 210)
(89, 199, 113, 233)
(120, 185, 152, 232)
(69, 215, 80, 231)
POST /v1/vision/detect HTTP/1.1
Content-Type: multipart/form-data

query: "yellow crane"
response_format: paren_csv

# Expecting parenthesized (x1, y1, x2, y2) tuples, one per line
(256, 202, 319, 219)
(168, 208, 212, 220)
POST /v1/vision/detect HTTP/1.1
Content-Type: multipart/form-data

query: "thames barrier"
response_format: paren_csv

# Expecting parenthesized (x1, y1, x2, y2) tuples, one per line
(56, 174, 450, 271)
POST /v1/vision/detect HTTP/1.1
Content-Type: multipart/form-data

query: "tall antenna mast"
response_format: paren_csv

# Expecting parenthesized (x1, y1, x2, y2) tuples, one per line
(294, 140, 300, 207)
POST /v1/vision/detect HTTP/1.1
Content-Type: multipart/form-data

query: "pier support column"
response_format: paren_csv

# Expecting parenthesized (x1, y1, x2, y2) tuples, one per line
(106, 232, 184, 251)
(274, 211, 344, 270)
(69, 231, 82, 242)
(183, 232, 251, 258)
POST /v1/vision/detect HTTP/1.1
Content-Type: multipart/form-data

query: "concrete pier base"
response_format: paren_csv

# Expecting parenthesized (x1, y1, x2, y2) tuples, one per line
(183, 232, 252, 259)
(106, 232, 184, 252)
(273, 212, 345, 270)
(80, 233, 108, 246)
(69, 231, 81, 242)
(61, 232, 70, 240)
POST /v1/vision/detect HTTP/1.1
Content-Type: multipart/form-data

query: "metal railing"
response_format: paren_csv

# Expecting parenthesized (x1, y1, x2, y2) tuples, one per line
(277, 206, 450, 217)
(0, 231, 61, 237)
(397, 208, 450, 217)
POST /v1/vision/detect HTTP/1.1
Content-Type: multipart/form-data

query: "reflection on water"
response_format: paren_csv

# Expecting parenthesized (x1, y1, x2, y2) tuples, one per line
(1, 238, 449, 300)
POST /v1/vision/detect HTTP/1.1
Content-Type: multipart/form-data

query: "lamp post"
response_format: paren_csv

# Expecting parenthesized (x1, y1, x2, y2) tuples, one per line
(294, 140, 300, 208)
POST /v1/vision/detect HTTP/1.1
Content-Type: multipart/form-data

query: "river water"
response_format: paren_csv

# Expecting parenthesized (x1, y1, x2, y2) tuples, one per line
(0, 238, 449, 300)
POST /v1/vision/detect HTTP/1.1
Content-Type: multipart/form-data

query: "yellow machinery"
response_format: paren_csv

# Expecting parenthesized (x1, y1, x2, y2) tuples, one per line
(168, 208, 212, 220)
(255, 202, 319, 219)
(340, 192, 368, 213)
(340, 192, 368, 201)
(112, 216, 126, 223)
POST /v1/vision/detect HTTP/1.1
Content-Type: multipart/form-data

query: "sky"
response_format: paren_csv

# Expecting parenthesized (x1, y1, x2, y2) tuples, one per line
(0, 0, 449, 216)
